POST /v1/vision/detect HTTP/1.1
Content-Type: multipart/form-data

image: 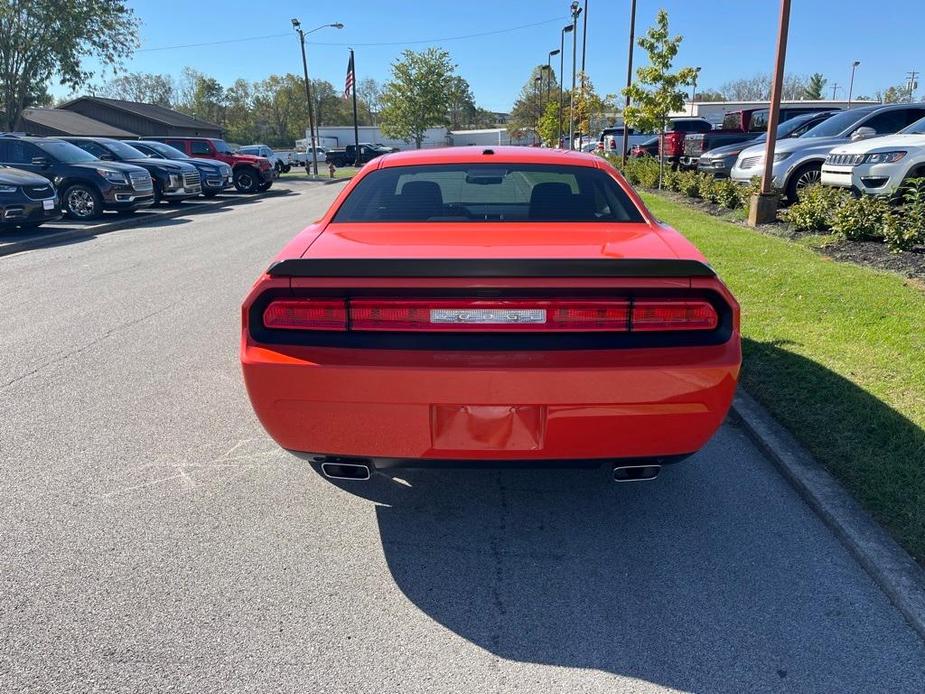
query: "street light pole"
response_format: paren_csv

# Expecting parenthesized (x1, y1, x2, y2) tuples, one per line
(558, 25, 572, 148)
(568, 2, 582, 150)
(831, 82, 840, 101)
(547, 49, 560, 106)
(291, 19, 343, 177)
(847, 60, 860, 108)
(621, 0, 637, 165)
(691, 67, 701, 112)
(533, 75, 542, 145)
(580, 0, 589, 86)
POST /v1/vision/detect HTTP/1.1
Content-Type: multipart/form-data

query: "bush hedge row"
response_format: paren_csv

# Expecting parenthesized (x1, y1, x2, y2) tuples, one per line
(604, 153, 925, 252)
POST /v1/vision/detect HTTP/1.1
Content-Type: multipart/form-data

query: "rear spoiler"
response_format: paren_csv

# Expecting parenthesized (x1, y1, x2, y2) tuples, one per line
(267, 258, 715, 278)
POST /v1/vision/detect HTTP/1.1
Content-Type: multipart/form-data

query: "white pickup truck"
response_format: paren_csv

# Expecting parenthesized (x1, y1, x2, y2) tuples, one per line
(238, 144, 290, 175)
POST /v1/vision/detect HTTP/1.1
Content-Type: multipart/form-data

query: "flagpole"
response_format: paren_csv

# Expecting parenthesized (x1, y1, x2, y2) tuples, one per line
(350, 49, 360, 167)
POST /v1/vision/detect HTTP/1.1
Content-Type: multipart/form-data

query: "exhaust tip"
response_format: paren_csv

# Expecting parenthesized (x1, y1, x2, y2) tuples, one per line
(612, 464, 661, 482)
(321, 462, 372, 481)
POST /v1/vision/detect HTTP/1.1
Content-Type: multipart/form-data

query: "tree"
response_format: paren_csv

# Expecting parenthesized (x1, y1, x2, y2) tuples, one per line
(693, 89, 726, 102)
(803, 73, 827, 100)
(571, 72, 614, 141)
(536, 99, 562, 146)
(0, 0, 139, 130)
(879, 85, 912, 104)
(720, 72, 810, 101)
(176, 68, 226, 126)
(356, 77, 382, 124)
(96, 72, 175, 106)
(622, 10, 698, 186)
(446, 75, 476, 130)
(379, 48, 455, 148)
(508, 65, 556, 143)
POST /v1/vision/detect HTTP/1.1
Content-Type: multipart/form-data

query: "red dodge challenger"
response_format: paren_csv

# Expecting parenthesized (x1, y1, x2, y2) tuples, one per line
(241, 147, 740, 482)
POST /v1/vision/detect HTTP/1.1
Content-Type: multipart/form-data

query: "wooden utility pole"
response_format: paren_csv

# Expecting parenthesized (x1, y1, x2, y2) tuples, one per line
(749, 0, 791, 226)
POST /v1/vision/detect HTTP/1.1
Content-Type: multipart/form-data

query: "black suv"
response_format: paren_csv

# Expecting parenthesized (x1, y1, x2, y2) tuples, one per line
(0, 135, 153, 220)
(62, 137, 201, 205)
(0, 165, 61, 229)
(130, 140, 233, 198)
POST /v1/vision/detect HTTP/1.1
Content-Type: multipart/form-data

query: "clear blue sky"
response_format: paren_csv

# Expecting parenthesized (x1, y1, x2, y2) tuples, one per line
(57, 0, 922, 111)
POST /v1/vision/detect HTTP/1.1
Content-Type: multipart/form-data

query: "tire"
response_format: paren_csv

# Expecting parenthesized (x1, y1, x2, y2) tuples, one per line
(153, 182, 163, 205)
(234, 167, 261, 193)
(258, 180, 273, 192)
(62, 184, 103, 220)
(282, 165, 291, 174)
(785, 162, 823, 203)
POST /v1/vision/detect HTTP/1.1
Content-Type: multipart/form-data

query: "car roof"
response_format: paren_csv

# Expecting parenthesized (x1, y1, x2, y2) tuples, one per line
(375, 145, 602, 168)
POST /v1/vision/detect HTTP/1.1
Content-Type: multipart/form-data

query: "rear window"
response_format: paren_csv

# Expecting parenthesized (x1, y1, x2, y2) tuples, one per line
(331, 164, 645, 223)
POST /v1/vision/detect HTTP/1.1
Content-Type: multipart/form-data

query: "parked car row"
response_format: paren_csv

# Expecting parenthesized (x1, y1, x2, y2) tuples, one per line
(729, 103, 925, 201)
(0, 133, 273, 227)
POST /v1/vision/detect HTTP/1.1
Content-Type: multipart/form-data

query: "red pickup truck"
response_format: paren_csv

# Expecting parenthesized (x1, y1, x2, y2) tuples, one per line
(142, 136, 274, 194)
(678, 106, 837, 169)
(658, 118, 714, 167)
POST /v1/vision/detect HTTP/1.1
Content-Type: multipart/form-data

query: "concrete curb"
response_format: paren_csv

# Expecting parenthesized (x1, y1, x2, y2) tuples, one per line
(0, 178, 350, 258)
(732, 390, 925, 642)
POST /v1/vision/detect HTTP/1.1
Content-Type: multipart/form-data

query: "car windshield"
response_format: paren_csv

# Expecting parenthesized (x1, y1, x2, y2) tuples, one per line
(211, 139, 234, 154)
(800, 109, 873, 138)
(38, 140, 98, 163)
(332, 164, 645, 223)
(103, 140, 150, 159)
(899, 116, 925, 135)
(140, 141, 189, 159)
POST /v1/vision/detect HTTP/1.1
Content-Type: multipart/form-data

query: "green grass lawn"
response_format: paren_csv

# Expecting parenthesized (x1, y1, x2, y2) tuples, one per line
(279, 166, 358, 181)
(640, 192, 925, 563)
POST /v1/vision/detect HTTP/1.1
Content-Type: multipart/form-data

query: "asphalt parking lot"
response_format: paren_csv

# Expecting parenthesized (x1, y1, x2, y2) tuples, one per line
(1, 181, 924, 693)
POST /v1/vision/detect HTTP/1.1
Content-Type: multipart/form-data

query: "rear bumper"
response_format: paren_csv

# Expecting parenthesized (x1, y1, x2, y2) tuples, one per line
(242, 341, 740, 461)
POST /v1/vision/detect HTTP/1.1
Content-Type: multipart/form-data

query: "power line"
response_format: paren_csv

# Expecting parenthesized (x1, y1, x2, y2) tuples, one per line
(138, 17, 566, 53)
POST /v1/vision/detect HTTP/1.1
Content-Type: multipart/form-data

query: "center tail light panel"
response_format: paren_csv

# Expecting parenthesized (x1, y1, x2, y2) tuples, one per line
(257, 296, 720, 334)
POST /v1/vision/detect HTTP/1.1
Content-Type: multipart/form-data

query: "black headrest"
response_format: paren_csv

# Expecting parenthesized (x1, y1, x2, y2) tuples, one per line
(400, 180, 443, 206)
(529, 181, 579, 220)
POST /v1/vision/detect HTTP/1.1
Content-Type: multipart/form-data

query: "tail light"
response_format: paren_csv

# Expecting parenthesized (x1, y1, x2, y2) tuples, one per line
(261, 298, 717, 333)
(660, 131, 685, 157)
(262, 299, 347, 331)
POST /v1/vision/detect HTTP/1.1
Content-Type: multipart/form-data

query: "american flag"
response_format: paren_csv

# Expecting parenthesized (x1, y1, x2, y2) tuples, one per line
(344, 51, 355, 99)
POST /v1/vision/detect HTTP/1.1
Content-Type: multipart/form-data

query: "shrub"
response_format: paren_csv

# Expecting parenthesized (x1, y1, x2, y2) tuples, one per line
(697, 172, 718, 202)
(830, 195, 891, 241)
(676, 170, 702, 197)
(633, 157, 661, 189)
(884, 178, 925, 251)
(662, 167, 682, 193)
(780, 184, 851, 231)
(713, 178, 745, 209)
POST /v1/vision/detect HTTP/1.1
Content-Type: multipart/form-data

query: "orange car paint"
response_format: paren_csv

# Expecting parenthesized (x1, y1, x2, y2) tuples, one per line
(242, 147, 741, 465)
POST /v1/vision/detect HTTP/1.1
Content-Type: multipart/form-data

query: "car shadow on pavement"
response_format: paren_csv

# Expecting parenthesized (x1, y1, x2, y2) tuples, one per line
(318, 342, 925, 692)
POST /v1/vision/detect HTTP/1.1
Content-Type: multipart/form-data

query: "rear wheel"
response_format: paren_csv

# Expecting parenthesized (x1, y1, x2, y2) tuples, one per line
(785, 162, 822, 203)
(62, 184, 103, 220)
(234, 167, 261, 193)
(258, 180, 273, 192)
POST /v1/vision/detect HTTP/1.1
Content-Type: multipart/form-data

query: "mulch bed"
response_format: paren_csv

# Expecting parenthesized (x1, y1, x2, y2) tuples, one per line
(646, 189, 925, 281)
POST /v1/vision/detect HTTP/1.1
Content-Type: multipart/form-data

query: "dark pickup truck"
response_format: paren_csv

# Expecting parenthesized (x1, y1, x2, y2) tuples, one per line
(680, 106, 837, 169)
(326, 143, 392, 168)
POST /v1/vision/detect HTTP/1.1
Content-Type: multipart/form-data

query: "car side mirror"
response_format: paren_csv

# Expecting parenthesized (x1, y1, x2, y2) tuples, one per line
(850, 126, 877, 141)
(31, 156, 49, 168)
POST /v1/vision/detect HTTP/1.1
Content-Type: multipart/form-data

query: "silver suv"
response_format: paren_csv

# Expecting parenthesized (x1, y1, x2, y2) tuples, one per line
(730, 103, 925, 201)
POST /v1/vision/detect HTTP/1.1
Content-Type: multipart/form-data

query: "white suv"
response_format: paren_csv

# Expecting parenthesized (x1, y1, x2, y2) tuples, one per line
(821, 116, 925, 196)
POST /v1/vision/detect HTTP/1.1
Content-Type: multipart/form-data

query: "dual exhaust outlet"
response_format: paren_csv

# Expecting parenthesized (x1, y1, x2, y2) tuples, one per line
(318, 461, 661, 482)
